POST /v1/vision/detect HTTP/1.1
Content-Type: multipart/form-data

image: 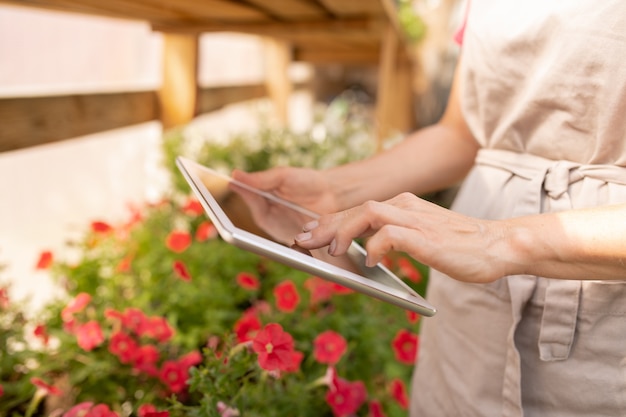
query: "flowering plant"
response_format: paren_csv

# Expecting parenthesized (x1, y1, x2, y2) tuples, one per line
(0, 95, 428, 417)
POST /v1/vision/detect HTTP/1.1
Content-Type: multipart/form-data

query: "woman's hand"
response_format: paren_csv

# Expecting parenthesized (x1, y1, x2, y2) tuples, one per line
(294, 192, 509, 283)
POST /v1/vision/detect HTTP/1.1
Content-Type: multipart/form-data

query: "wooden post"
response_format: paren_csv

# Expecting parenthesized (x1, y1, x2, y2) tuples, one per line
(375, 23, 414, 149)
(159, 33, 199, 130)
(263, 38, 292, 125)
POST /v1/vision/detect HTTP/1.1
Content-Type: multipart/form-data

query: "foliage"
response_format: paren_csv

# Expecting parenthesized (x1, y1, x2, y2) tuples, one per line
(0, 95, 428, 417)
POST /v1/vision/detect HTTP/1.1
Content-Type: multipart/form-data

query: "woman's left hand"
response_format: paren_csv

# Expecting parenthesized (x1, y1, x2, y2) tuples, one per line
(294, 192, 509, 283)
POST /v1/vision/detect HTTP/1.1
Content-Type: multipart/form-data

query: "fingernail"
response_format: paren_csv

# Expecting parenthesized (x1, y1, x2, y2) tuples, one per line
(295, 232, 312, 242)
(302, 220, 318, 232)
(328, 239, 337, 255)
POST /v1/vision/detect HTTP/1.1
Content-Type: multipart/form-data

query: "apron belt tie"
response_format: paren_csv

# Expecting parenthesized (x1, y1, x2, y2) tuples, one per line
(474, 149, 626, 416)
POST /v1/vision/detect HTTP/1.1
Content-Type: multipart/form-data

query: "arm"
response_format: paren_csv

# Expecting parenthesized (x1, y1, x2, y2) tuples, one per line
(326, 55, 478, 210)
(295, 194, 626, 283)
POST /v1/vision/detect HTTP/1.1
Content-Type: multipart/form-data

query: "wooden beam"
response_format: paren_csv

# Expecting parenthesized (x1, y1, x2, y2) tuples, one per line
(294, 47, 380, 64)
(316, 0, 384, 16)
(159, 33, 199, 129)
(0, 91, 158, 152)
(241, 0, 327, 19)
(375, 23, 414, 148)
(197, 84, 267, 114)
(263, 38, 292, 125)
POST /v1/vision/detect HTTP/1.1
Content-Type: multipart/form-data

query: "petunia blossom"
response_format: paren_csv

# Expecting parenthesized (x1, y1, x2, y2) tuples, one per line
(143, 315, 175, 343)
(0, 384, 3, 397)
(62, 402, 93, 417)
(195, 221, 217, 242)
(273, 280, 300, 313)
(390, 378, 409, 409)
(109, 331, 139, 364)
(369, 400, 387, 417)
(182, 198, 204, 216)
(397, 257, 422, 283)
(313, 330, 348, 365)
(166, 230, 192, 253)
(33, 324, 49, 346)
(236, 272, 260, 290)
(304, 276, 335, 305)
(325, 376, 367, 417)
(159, 360, 189, 393)
(91, 221, 113, 234)
(173, 260, 192, 281)
(252, 323, 295, 371)
(391, 329, 419, 365)
(0, 288, 8, 309)
(406, 310, 420, 324)
(35, 250, 53, 270)
(133, 345, 160, 376)
(31, 377, 62, 396)
(234, 313, 262, 343)
(88, 404, 119, 417)
(61, 293, 91, 322)
(138, 404, 170, 417)
(76, 321, 105, 351)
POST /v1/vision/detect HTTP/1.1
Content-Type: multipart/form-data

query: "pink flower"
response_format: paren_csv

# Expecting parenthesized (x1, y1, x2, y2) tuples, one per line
(35, 250, 53, 270)
(62, 402, 93, 417)
(109, 331, 139, 364)
(166, 230, 192, 253)
(62, 293, 92, 322)
(326, 376, 367, 417)
(252, 323, 295, 371)
(76, 321, 105, 351)
(115, 255, 133, 273)
(173, 260, 192, 281)
(406, 310, 420, 324)
(313, 330, 347, 365)
(273, 280, 300, 313)
(120, 308, 148, 335)
(138, 404, 169, 417)
(31, 377, 62, 396)
(0, 384, 3, 397)
(217, 401, 240, 417)
(0, 287, 8, 309)
(180, 350, 203, 368)
(144, 316, 175, 343)
(390, 378, 409, 409)
(304, 277, 335, 305)
(391, 329, 419, 365)
(284, 350, 304, 373)
(87, 404, 118, 417)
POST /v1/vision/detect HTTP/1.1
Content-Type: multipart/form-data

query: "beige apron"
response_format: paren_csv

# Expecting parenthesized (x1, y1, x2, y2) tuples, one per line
(410, 1, 626, 416)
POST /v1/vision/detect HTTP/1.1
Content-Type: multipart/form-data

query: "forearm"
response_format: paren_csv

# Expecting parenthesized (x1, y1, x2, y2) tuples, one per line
(500, 204, 626, 280)
(324, 123, 478, 210)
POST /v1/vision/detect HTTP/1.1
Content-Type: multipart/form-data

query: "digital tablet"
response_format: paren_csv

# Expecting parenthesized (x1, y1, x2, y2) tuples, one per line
(176, 156, 436, 316)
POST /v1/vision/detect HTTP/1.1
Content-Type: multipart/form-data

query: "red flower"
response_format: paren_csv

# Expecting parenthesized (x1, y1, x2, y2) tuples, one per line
(236, 272, 260, 290)
(166, 230, 192, 253)
(109, 331, 139, 364)
(87, 404, 118, 417)
(143, 316, 175, 343)
(252, 323, 295, 371)
(369, 400, 387, 417)
(406, 310, 420, 324)
(173, 260, 192, 281)
(284, 350, 304, 373)
(159, 360, 189, 393)
(91, 221, 113, 234)
(180, 350, 203, 368)
(144, 412, 169, 417)
(304, 277, 335, 305)
(0, 288, 8, 309)
(121, 308, 148, 335)
(133, 345, 160, 375)
(195, 221, 217, 242)
(33, 324, 49, 346)
(397, 258, 422, 283)
(390, 378, 409, 409)
(138, 404, 156, 417)
(326, 377, 367, 417)
(76, 321, 105, 351)
(61, 293, 91, 322)
(62, 402, 93, 417)
(30, 377, 62, 396)
(35, 251, 53, 270)
(182, 198, 204, 216)
(116, 255, 133, 273)
(234, 313, 262, 343)
(0, 384, 3, 397)
(313, 330, 347, 365)
(391, 329, 419, 365)
(331, 282, 353, 294)
(273, 280, 300, 313)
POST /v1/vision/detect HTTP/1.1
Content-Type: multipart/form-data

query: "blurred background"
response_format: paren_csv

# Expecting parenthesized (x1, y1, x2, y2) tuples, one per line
(0, 0, 464, 311)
